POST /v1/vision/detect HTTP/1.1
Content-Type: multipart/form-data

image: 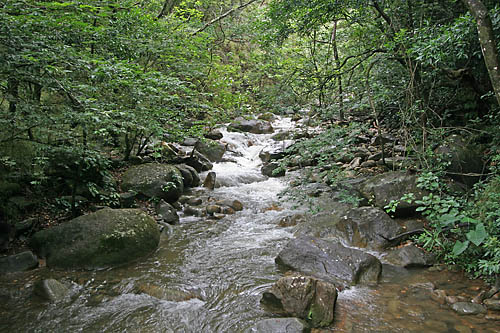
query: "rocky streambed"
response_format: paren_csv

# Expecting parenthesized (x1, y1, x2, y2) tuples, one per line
(0, 115, 499, 332)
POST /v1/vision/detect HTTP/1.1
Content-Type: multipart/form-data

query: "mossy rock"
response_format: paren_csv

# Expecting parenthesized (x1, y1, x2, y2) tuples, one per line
(30, 208, 160, 269)
(121, 163, 184, 203)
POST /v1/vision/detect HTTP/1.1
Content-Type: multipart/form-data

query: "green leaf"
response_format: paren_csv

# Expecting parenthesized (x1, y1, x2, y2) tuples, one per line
(452, 240, 469, 256)
(466, 223, 487, 246)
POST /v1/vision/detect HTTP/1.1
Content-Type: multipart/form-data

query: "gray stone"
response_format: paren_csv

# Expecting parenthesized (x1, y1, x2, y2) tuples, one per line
(204, 129, 223, 140)
(14, 218, 37, 235)
(435, 135, 485, 188)
(261, 162, 285, 177)
(121, 163, 184, 203)
(181, 152, 213, 172)
(176, 164, 200, 188)
(0, 251, 38, 274)
(359, 171, 428, 217)
(217, 199, 243, 211)
(261, 274, 336, 328)
(195, 139, 226, 162)
(296, 206, 403, 250)
(34, 279, 69, 302)
(276, 235, 381, 288)
(384, 244, 435, 267)
(206, 205, 222, 215)
(119, 192, 136, 208)
(451, 302, 487, 315)
(203, 171, 216, 190)
(155, 200, 179, 225)
(228, 117, 274, 134)
(184, 206, 204, 217)
(30, 209, 160, 269)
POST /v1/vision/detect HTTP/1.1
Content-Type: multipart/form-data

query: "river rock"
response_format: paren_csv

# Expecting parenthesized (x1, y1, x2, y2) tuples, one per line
(259, 141, 294, 163)
(261, 162, 285, 177)
(216, 199, 244, 211)
(277, 214, 306, 227)
(121, 163, 184, 203)
(30, 208, 160, 269)
(245, 318, 307, 333)
(184, 206, 204, 217)
(195, 139, 226, 162)
(276, 235, 381, 287)
(261, 274, 337, 328)
(0, 251, 38, 274)
(451, 302, 487, 315)
(228, 117, 274, 134)
(206, 205, 222, 215)
(204, 129, 223, 140)
(181, 151, 213, 172)
(203, 171, 216, 190)
(435, 135, 484, 188)
(484, 298, 500, 311)
(297, 206, 403, 250)
(384, 244, 435, 267)
(175, 164, 200, 188)
(34, 279, 69, 302)
(359, 171, 428, 217)
(155, 200, 179, 225)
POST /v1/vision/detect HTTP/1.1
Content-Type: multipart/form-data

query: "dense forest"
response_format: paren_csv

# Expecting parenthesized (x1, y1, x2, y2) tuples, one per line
(1, 0, 500, 288)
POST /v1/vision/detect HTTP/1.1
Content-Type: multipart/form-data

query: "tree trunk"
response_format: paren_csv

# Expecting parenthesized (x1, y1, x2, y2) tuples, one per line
(157, 0, 180, 19)
(463, 0, 500, 106)
(332, 21, 344, 121)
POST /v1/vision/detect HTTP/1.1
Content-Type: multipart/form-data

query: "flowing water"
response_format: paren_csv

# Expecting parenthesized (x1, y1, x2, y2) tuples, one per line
(0, 117, 498, 332)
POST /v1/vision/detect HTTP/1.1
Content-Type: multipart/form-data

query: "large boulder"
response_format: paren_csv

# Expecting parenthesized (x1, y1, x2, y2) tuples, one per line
(435, 135, 485, 188)
(194, 139, 226, 162)
(121, 163, 184, 203)
(181, 152, 213, 172)
(175, 164, 200, 187)
(245, 318, 308, 333)
(0, 251, 38, 274)
(384, 244, 435, 267)
(261, 273, 337, 328)
(34, 279, 70, 302)
(155, 200, 179, 225)
(259, 140, 294, 163)
(296, 207, 403, 250)
(276, 235, 381, 288)
(228, 117, 274, 134)
(261, 162, 285, 177)
(359, 171, 428, 217)
(30, 209, 160, 269)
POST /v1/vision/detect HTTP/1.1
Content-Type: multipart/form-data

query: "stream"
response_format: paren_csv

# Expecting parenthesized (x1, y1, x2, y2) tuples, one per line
(0, 117, 498, 332)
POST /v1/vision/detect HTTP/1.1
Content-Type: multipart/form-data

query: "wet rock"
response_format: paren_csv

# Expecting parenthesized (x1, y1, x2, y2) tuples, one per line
(222, 206, 235, 215)
(119, 192, 136, 208)
(135, 283, 199, 302)
(484, 298, 500, 311)
(203, 172, 216, 190)
(183, 197, 203, 206)
(121, 163, 184, 203)
(259, 141, 294, 163)
(384, 244, 435, 267)
(261, 274, 337, 328)
(30, 209, 160, 269)
(431, 289, 447, 305)
(210, 213, 225, 220)
(245, 318, 307, 333)
(14, 217, 37, 235)
(228, 117, 274, 134)
(404, 282, 435, 301)
(155, 200, 179, 225)
(206, 205, 222, 215)
(296, 206, 403, 250)
(204, 129, 223, 140)
(261, 162, 285, 177)
(195, 139, 226, 162)
(446, 295, 468, 304)
(451, 302, 487, 315)
(276, 235, 381, 288)
(271, 131, 292, 141)
(34, 279, 69, 302)
(217, 199, 243, 211)
(277, 214, 306, 227)
(184, 206, 204, 217)
(0, 251, 38, 274)
(435, 135, 484, 188)
(176, 164, 200, 188)
(181, 151, 213, 172)
(359, 171, 428, 217)
(485, 314, 500, 321)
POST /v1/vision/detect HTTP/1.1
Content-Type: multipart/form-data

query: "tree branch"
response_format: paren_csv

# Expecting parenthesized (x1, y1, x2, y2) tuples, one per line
(191, 0, 259, 35)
